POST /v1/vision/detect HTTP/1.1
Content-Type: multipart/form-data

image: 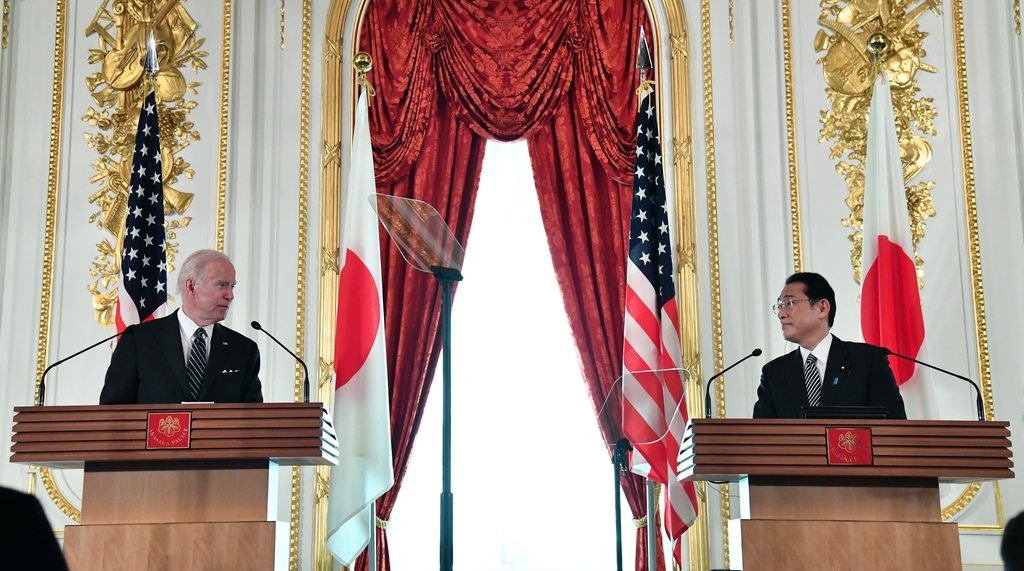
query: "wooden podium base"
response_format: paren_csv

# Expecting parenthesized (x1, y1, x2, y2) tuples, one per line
(63, 460, 289, 571)
(728, 476, 962, 571)
(64, 521, 289, 571)
(729, 519, 961, 571)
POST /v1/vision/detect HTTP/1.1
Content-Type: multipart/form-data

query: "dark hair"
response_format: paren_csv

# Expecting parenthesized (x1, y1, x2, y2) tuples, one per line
(785, 272, 836, 327)
(1004, 510, 1024, 571)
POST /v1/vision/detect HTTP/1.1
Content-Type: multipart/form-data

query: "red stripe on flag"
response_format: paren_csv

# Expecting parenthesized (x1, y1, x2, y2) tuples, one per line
(623, 343, 668, 411)
(626, 284, 662, 344)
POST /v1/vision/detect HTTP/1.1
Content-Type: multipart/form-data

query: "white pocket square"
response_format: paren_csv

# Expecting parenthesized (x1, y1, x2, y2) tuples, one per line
(221, 369, 239, 373)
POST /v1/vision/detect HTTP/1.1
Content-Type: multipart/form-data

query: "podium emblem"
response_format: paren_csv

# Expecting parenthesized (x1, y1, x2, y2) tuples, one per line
(826, 427, 872, 465)
(147, 412, 192, 449)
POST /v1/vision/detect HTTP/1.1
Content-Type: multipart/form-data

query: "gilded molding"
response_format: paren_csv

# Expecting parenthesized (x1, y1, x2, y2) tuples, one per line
(942, 0, 996, 523)
(317, 1, 356, 567)
(1, 0, 8, 49)
(289, 1, 314, 569)
(36, 0, 78, 522)
(728, 0, 734, 45)
(664, 0, 707, 566)
(699, 1, 729, 567)
(781, 0, 803, 272)
(216, 0, 231, 252)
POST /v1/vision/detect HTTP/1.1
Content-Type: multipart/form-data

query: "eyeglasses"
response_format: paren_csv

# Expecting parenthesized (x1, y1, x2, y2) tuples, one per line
(772, 298, 811, 314)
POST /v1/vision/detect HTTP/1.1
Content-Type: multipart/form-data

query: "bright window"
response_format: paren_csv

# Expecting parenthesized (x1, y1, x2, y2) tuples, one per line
(386, 140, 638, 570)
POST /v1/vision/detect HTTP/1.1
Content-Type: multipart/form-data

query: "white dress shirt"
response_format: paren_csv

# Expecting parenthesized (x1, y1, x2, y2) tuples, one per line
(798, 332, 833, 381)
(178, 310, 214, 365)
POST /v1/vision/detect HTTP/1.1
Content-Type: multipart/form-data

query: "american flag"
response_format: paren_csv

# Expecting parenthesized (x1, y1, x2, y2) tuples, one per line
(115, 90, 168, 332)
(621, 83, 698, 563)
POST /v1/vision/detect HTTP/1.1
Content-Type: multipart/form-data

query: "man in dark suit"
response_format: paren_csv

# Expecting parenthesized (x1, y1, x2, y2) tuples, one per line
(100, 249, 263, 404)
(0, 486, 70, 571)
(752, 272, 906, 419)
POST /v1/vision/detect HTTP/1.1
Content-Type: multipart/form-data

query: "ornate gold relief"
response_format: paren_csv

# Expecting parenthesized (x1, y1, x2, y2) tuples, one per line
(81, 0, 206, 326)
(816, 0, 940, 285)
(2, 0, 10, 49)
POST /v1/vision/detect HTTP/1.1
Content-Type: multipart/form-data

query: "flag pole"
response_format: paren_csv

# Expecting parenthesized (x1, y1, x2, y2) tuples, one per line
(368, 505, 378, 571)
(636, 28, 661, 571)
(647, 479, 656, 571)
(612, 438, 632, 571)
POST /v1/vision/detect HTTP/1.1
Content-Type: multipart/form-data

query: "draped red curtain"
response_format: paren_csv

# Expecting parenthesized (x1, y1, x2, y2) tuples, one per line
(352, 1, 662, 570)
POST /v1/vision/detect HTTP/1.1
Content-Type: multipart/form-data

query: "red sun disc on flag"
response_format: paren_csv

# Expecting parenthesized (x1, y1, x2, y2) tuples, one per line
(335, 249, 381, 389)
(860, 236, 925, 385)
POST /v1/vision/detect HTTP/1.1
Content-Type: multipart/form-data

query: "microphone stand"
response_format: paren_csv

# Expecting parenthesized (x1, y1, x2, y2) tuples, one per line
(251, 321, 310, 403)
(37, 330, 122, 406)
(704, 349, 762, 418)
(881, 348, 985, 421)
(611, 438, 632, 571)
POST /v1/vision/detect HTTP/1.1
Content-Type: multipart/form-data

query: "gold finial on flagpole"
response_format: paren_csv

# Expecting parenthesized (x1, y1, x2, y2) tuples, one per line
(867, 33, 889, 60)
(867, 33, 889, 77)
(353, 51, 376, 101)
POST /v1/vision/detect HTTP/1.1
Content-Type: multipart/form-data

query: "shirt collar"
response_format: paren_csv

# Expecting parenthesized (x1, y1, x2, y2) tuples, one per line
(178, 309, 214, 340)
(799, 332, 833, 364)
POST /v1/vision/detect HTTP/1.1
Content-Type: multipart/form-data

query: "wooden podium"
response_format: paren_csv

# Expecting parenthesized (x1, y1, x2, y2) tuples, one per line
(678, 419, 1013, 571)
(10, 402, 338, 571)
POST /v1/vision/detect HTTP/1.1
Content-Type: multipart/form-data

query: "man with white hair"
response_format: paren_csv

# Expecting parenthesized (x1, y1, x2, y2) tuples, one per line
(100, 249, 263, 404)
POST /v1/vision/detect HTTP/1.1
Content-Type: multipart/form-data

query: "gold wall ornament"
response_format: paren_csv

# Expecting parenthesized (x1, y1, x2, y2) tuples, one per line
(2, 0, 10, 49)
(816, 0, 940, 286)
(82, 0, 208, 326)
(1016, 0, 1021, 35)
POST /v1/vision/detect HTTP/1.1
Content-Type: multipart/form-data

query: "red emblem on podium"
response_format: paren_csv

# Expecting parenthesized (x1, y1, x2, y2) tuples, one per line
(826, 427, 872, 465)
(147, 412, 192, 449)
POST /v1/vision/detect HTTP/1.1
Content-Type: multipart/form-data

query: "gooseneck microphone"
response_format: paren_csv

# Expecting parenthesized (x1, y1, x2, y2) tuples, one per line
(704, 348, 762, 418)
(251, 321, 310, 403)
(880, 347, 985, 421)
(37, 329, 126, 406)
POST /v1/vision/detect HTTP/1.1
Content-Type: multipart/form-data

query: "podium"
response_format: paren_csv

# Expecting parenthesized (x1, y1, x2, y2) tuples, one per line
(10, 402, 338, 571)
(679, 419, 1013, 571)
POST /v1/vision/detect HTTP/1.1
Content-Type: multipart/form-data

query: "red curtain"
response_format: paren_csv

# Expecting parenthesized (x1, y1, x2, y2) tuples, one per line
(352, 1, 660, 570)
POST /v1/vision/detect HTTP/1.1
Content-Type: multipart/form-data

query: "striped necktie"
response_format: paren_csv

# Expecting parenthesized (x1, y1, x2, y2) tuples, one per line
(804, 353, 822, 407)
(187, 328, 208, 401)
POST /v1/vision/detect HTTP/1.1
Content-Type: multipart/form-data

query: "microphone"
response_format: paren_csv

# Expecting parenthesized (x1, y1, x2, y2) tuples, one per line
(704, 348, 762, 418)
(38, 329, 125, 406)
(251, 321, 310, 403)
(880, 347, 985, 421)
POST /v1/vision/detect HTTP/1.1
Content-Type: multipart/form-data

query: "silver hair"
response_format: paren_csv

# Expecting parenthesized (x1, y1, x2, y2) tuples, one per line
(177, 249, 231, 294)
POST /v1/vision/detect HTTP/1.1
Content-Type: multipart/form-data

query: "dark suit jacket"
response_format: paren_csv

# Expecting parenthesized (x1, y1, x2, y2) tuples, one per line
(0, 487, 70, 571)
(752, 336, 907, 419)
(100, 310, 263, 404)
